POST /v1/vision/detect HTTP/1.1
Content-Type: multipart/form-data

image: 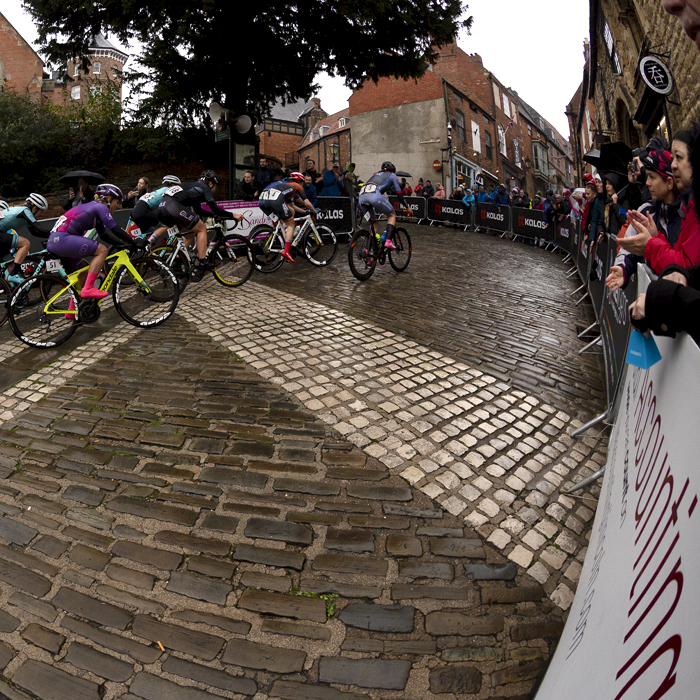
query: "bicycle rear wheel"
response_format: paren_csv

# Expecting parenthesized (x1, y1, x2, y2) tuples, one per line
(249, 225, 284, 273)
(388, 227, 412, 272)
(8, 274, 78, 348)
(212, 234, 254, 287)
(304, 224, 337, 266)
(348, 231, 377, 281)
(151, 244, 190, 293)
(113, 257, 179, 328)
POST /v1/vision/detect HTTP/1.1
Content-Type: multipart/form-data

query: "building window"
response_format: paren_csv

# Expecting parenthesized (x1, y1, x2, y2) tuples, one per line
(601, 16, 622, 75)
(453, 91, 462, 102)
(338, 117, 348, 128)
(93, 61, 101, 74)
(513, 139, 522, 168)
(71, 85, 81, 100)
(73, 64, 80, 77)
(471, 121, 481, 153)
(527, 124, 532, 136)
(498, 125, 507, 157)
(455, 109, 467, 143)
(493, 83, 500, 108)
(484, 131, 493, 160)
(503, 95, 510, 118)
(319, 126, 329, 136)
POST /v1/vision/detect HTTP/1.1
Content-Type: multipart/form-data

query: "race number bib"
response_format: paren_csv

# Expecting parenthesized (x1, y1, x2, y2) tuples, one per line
(164, 185, 183, 197)
(260, 189, 281, 201)
(364, 211, 372, 221)
(167, 225, 179, 236)
(46, 259, 63, 272)
(139, 192, 155, 202)
(268, 212, 279, 223)
(361, 184, 377, 195)
(51, 215, 67, 232)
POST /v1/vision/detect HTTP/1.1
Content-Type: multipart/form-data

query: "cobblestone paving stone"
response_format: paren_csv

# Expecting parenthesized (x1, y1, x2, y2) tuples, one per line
(0, 228, 605, 698)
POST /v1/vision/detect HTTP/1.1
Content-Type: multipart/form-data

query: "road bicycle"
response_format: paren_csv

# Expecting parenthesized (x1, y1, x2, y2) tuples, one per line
(248, 213, 337, 273)
(347, 210, 412, 281)
(8, 246, 179, 348)
(148, 219, 254, 291)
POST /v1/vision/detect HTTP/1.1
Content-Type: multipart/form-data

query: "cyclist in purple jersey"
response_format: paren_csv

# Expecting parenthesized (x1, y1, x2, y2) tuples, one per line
(47, 184, 143, 302)
(358, 162, 410, 249)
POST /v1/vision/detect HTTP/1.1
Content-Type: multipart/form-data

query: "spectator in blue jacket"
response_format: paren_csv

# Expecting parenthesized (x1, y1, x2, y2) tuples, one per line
(493, 184, 510, 206)
(303, 174, 318, 206)
(476, 183, 491, 203)
(321, 165, 343, 196)
(462, 186, 476, 209)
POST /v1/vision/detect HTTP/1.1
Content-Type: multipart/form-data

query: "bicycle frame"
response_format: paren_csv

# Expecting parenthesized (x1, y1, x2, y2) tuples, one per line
(261, 215, 320, 251)
(46, 249, 150, 318)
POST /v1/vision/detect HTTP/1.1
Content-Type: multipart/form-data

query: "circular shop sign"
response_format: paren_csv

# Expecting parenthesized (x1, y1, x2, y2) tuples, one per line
(639, 56, 674, 96)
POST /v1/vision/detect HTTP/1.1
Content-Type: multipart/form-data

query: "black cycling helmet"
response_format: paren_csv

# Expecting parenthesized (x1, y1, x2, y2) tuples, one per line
(381, 161, 396, 172)
(200, 170, 220, 185)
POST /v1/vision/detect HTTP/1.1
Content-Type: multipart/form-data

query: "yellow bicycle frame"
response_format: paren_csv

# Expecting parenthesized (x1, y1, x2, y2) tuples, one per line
(45, 250, 151, 317)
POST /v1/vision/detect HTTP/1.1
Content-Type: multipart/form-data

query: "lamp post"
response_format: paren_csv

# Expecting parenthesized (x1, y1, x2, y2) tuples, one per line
(329, 140, 340, 163)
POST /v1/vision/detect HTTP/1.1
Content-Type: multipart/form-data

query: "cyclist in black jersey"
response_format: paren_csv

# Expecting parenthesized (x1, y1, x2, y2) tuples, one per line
(156, 171, 243, 275)
(358, 161, 410, 249)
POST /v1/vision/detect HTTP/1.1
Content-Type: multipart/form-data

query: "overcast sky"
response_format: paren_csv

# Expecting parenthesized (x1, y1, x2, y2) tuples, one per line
(4, 0, 588, 138)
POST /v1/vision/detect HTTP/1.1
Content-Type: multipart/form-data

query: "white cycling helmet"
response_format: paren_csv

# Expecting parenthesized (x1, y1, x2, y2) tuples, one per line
(0, 201, 9, 211)
(27, 193, 49, 210)
(162, 175, 181, 186)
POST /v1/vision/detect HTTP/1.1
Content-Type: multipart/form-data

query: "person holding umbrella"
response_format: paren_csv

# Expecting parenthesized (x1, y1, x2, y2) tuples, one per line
(60, 171, 105, 212)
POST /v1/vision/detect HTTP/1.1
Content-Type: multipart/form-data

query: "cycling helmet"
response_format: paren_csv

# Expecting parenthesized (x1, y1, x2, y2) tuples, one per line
(26, 193, 49, 210)
(381, 161, 396, 172)
(0, 201, 9, 211)
(288, 172, 304, 181)
(95, 183, 124, 201)
(200, 170, 220, 184)
(162, 175, 181, 186)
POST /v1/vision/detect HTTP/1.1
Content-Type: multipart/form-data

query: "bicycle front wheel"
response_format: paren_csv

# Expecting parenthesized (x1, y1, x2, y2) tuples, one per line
(151, 244, 191, 293)
(249, 225, 284, 273)
(212, 234, 254, 288)
(8, 274, 78, 348)
(0, 276, 11, 328)
(113, 257, 179, 328)
(348, 231, 377, 281)
(304, 224, 337, 267)
(388, 227, 412, 272)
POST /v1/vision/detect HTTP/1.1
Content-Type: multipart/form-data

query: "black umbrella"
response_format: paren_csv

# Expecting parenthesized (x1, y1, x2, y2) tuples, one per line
(582, 149, 601, 167)
(395, 170, 412, 178)
(59, 170, 105, 186)
(598, 141, 633, 174)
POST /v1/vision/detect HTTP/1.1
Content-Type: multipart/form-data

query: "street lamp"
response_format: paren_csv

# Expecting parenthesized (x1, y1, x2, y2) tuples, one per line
(329, 141, 340, 163)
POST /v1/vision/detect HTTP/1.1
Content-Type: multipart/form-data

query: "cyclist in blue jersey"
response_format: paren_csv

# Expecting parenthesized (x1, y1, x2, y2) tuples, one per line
(155, 170, 242, 277)
(358, 162, 410, 250)
(1, 193, 49, 285)
(127, 175, 180, 239)
(47, 184, 144, 302)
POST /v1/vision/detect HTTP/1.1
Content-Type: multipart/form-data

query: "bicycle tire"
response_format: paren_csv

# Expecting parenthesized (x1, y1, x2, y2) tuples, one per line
(8, 274, 78, 348)
(388, 227, 412, 272)
(151, 244, 191, 293)
(0, 276, 11, 328)
(113, 256, 179, 328)
(348, 230, 377, 281)
(304, 224, 338, 266)
(249, 225, 284, 273)
(212, 234, 255, 288)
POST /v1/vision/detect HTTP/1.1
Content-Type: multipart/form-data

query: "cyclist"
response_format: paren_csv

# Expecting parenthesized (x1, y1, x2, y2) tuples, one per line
(155, 170, 242, 277)
(258, 172, 318, 263)
(47, 184, 143, 302)
(128, 175, 181, 240)
(0, 193, 49, 285)
(358, 162, 410, 250)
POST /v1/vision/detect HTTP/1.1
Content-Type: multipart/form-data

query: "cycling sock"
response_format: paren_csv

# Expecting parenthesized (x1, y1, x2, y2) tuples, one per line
(198, 258, 206, 266)
(385, 224, 395, 239)
(282, 240, 295, 263)
(81, 272, 108, 299)
(65, 298, 76, 319)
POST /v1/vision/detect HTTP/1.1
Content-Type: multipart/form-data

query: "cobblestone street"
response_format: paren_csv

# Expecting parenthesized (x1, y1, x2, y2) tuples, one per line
(0, 227, 607, 699)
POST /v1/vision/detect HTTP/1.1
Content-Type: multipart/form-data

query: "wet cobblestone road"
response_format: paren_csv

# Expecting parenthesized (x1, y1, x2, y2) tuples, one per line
(0, 226, 606, 699)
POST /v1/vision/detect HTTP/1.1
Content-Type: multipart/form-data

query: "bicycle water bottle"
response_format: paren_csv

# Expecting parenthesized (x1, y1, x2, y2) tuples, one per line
(380, 231, 388, 244)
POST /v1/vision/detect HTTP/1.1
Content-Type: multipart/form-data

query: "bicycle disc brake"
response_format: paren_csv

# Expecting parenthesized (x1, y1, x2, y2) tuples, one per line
(78, 298, 101, 324)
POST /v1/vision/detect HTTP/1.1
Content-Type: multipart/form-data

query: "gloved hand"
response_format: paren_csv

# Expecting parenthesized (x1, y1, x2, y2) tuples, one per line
(132, 236, 148, 251)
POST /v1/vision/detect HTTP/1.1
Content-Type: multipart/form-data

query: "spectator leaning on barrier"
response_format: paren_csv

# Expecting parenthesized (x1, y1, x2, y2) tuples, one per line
(462, 186, 476, 210)
(414, 178, 424, 196)
(533, 194, 543, 210)
(423, 180, 435, 198)
(304, 159, 318, 183)
(607, 150, 681, 291)
(235, 170, 258, 201)
(617, 127, 700, 273)
(493, 184, 509, 206)
(587, 177, 606, 241)
(434, 184, 446, 199)
(321, 165, 343, 196)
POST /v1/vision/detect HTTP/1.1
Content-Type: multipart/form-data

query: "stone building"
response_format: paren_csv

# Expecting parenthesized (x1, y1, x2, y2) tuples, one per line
(586, 0, 700, 151)
(298, 109, 351, 174)
(0, 11, 44, 100)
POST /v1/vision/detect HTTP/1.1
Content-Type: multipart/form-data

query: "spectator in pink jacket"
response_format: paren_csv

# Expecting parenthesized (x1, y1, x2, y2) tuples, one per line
(434, 184, 446, 199)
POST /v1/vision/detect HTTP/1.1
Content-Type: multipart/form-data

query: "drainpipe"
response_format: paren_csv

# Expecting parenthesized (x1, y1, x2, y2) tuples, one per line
(443, 79, 451, 190)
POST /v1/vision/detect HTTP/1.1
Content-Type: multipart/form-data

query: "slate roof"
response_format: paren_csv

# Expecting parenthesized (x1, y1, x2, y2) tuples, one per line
(299, 108, 350, 148)
(267, 98, 318, 122)
(90, 34, 129, 59)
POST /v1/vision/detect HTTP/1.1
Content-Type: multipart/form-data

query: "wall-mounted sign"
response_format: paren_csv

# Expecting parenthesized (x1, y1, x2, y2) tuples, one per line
(419, 138, 441, 144)
(639, 56, 674, 96)
(433, 160, 442, 171)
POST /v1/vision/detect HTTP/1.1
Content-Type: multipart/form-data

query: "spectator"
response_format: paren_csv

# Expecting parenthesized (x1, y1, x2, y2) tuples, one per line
(414, 178, 424, 196)
(62, 177, 94, 212)
(521, 190, 532, 208)
(533, 194, 544, 210)
(618, 127, 700, 273)
(476, 183, 490, 203)
(582, 182, 598, 238)
(303, 174, 318, 206)
(607, 150, 681, 291)
(124, 177, 150, 208)
(423, 180, 435, 197)
(462, 186, 476, 210)
(435, 184, 446, 199)
(599, 173, 627, 239)
(450, 184, 464, 200)
(587, 176, 606, 241)
(255, 158, 275, 191)
(271, 168, 285, 183)
(662, 0, 700, 51)
(400, 178, 413, 195)
(304, 159, 318, 183)
(321, 164, 343, 196)
(509, 187, 520, 205)
(235, 170, 258, 201)
(493, 184, 510, 206)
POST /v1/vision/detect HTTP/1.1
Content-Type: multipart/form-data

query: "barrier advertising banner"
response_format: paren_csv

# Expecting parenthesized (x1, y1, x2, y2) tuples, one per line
(557, 220, 574, 255)
(474, 202, 511, 232)
(427, 197, 473, 226)
(511, 207, 552, 241)
(576, 227, 590, 281)
(536, 268, 700, 700)
(387, 196, 427, 219)
(314, 196, 353, 234)
(588, 236, 608, 317)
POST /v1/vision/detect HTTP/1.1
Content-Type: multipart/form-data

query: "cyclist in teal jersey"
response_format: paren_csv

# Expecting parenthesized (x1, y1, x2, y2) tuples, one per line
(128, 175, 180, 239)
(0, 193, 49, 285)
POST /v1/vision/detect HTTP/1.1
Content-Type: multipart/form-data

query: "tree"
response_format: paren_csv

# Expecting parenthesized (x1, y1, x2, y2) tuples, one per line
(25, 0, 472, 126)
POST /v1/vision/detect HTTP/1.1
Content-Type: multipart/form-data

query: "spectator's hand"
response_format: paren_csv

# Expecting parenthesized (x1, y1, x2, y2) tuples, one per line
(662, 271, 688, 286)
(128, 190, 139, 199)
(627, 157, 643, 183)
(597, 232, 604, 244)
(617, 231, 650, 256)
(628, 210, 658, 238)
(606, 266, 625, 291)
(68, 187, 75, 199)
(612, 193, 618, 204)
(629, 293, 647, 322)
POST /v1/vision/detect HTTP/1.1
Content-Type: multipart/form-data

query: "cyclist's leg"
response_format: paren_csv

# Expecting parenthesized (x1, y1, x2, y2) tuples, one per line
(370, 194, 397, 249)
(192, 220, 209, 264)
(8, 236, 30, 277)
(81, 243, 110, 299)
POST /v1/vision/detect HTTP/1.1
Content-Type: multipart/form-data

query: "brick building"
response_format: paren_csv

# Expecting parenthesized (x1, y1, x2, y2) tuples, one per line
(256, 98, 327, 170)
(586, 0, 700, 152)
(298, 109, 351, 174)
(0, 11, 44, 100)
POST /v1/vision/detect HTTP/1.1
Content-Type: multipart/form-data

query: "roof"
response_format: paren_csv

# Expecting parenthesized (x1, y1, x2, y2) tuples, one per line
(567, 82, 583, 114)
(267, 97, 318, 122)
(299, 108, 350, 148)
(90, 34, 129, 59)
(0, 10, 43, 63)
